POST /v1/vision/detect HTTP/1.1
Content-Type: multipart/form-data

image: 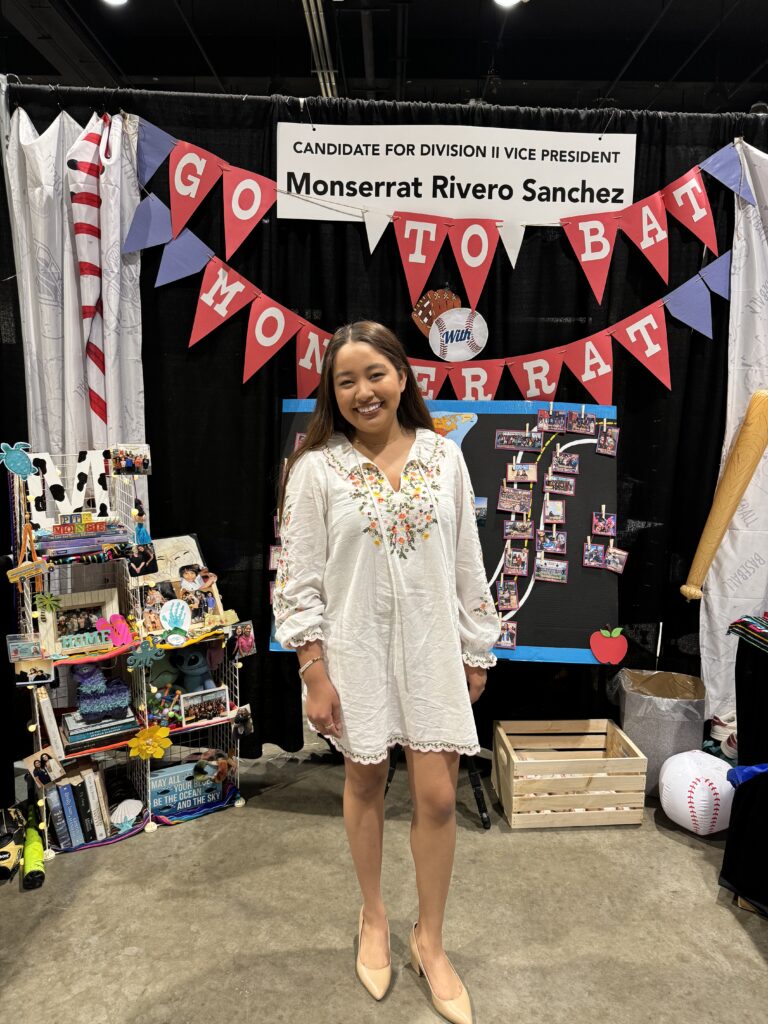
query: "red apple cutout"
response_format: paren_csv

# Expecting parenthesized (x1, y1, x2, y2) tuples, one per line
(590, 626, 628, 664)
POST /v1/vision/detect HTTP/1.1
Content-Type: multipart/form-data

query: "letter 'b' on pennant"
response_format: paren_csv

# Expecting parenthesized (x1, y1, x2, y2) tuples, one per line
(169, 141, 223, 238)
(296, 323, 332, 399)
(610, 299, 671, 389)
(447, 219, 500, 310)
(662, 167, 718, 255)
(563, 331, 614, 405)
(618, 192, 669, 283)
(188, 257, 259, 347)
(243, 295, 303, 383)
(393, 212, 449, 305)
(561, 212, 619, 304)
(222, 167, 277, 260)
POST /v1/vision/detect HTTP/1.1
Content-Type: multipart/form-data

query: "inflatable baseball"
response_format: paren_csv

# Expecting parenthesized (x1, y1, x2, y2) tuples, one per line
(659, 750, 734, 835)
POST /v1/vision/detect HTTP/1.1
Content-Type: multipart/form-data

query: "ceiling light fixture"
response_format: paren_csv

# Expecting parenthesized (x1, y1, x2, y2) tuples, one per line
(494, 0, 529, 8)
(101, 0, 129, 7)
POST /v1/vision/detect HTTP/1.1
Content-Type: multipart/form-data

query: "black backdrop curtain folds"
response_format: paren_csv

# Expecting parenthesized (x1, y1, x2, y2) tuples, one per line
(3, 86, 768, 779)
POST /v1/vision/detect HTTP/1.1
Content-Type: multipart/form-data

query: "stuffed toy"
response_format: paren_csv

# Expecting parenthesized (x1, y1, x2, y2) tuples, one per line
(169, 649, 216, 692)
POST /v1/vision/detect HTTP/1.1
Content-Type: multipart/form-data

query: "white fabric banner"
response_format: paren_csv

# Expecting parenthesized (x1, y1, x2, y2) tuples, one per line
(700, 141, 768, 718)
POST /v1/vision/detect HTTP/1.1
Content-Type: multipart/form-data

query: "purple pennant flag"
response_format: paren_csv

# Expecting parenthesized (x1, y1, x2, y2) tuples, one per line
(700, 144, 756, 205)
(123, 194, 173, 254)
(698, 250, 732, 301)
(138, 118, 177, 188)
(663, 275, 713, 339)
(155, 228, 214, 287)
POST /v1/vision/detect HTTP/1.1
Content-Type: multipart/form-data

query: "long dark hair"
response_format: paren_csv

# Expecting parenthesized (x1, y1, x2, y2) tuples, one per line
(277, 321, 434, 520)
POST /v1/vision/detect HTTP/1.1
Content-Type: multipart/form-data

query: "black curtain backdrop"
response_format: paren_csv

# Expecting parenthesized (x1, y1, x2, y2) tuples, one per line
(3, 86, 768, 769)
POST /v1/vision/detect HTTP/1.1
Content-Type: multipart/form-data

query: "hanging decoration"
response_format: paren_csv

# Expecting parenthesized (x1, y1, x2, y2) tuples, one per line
(447, 358, 506, 401)
(407, 359, 453, 400)
(562, 331, 614, 406)
(169, 141, 224, 238)
(122, 193, 174, 254)
(393, 212, 450, 305)
(243, 295, 303, 383)
(661, 167, 718, 255)
(560, 211, 620, 304)
(137, 118, 177, 188)
(155, 228, 214, 287)
(700, 143, 756, 204)
(507, 348, 565, 402)
(222, 166, 277, 260)
(663, 276, 713, 339)
(618, 192, 669, 283)
(296, 323, 332, 399)
(611, 300, 671, 389)
(447, 219, 500, 310)
(188, 258, 259, 347)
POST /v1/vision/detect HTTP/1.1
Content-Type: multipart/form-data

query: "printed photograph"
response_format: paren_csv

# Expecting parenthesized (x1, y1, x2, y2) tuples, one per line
(227, 620, 256, 659)
(127, 543, 159, 580)
(110, 444, 151, 475)
(534, 557, 568, 584)
(294, 432, 307, 451)
(503, 517, 534, 541)
(536, 529, 567, 555)
(269, 545, 282, 571)
(474, 497, 488, 526)
(583, 542, 606, 568)
(496, 621, 517, 649)
(497, 484, 533, 515)
(592, 511, 617, 537)
(496, 577, 518, 611)
(543, 475, 576, 497)
(55, 605, 104, 637)
(6, 634, 43, 663)
(506, 462, 537, 484)
(543, 499, 566, 524)
(134, 535, 205, 589)
(537, 409, 568, 433)
(494, 429, 543, 452)
(596, 426, 620, 456)
(504, 547, 529, 577)
(140, 582, 176, 633)
(22, 746, 65, 788)
(605, 546, 629, 574)
(567, 411, 597, 435)
(13, 657, 55, 686)
(180, 685, 230, 727)
(178, 564, 223, 623)
(551, 451, 579, 474)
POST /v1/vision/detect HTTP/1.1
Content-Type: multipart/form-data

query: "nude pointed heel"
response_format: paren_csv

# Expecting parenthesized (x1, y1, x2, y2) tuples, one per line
(356, 908, 392, 1001)
(409, 923, 473, 1024)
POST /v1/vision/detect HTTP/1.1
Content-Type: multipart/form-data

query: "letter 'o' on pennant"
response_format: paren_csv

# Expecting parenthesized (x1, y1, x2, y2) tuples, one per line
(447, 359, 506, 401)
(222, 167, 277, 260)
(169, 141, 224, 238)
(618, 193, 669, 283)
(188, 257, 259, 347)
(561, 212, 620, 304)
(155, 229, 214, 288)
(243, 295, 303, 383)
(563, 332, 614, 406)
(296, 323, 332, 399)
(507, 349, 564, 401)
(664, 275, 713, 339)
(447, 219, 500, 310)
(393, 213, 449, 306)
(610, 299, 671, 389)
(662, 167, 718, 255)
(407, 359, 451, 400)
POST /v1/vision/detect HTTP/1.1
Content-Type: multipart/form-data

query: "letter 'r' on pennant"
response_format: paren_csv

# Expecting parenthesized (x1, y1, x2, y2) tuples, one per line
(447, 360, 505, 401)
(296, 323, 332, 399)
(610, 299, 671, 389)
(662, 167, 718, 255)
(243, 295, 304, 383)
(393, 212, 449, 305)
(618, 192, 669, 283)
(188, 257, 259, 347)
(563, 331, 614, 406)
(507, 349, 564, 401)
(447, 219, 500, 310)
(222, 167, 277, 260)
(407, 359, 451, 400)
(169, 141, 224, 238)
(561, 211, 620, 304)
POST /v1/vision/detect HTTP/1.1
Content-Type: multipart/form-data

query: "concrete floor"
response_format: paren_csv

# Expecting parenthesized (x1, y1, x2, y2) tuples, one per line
(2, 732, 766, 1024)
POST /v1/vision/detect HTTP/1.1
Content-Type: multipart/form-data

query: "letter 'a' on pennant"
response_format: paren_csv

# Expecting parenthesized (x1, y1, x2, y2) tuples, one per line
(137, 118, 177, 188)
(169, 141, 224, 238)
(507, 349, 565, 401)
(122, 193, 173, 254)
(296, 323, 332, 399)
(661, 167, 718, 255)
(407, 358, 451, 400)
(363, 210, 391, 254)
(699, 250, 731, 300)
(610, 299, 671, 389)
(700, 143, 756, 206)
(393, 212, 449, 305)
(618, 192, 669, 283)
(447, 219, 500, 310)
(155, 228, 214, 287)
(222, 167, 277, 260)
(447, 359, 506, 401)
(563, 331, 614, 406)
(188, 257, 259, 347)
(243, 295, 304, 383)
(560, 211, 620, 304)
(663, 275, 713, 339)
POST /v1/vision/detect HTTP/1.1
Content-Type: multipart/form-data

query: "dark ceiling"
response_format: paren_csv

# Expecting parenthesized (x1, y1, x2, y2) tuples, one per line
(1, 0, 767, 113)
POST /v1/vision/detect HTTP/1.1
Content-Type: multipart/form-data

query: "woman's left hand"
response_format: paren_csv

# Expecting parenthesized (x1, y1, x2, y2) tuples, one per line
(464, 664, 487, 704)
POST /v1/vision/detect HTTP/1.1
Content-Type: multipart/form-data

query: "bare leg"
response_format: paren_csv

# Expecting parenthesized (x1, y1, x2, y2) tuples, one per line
(405, 747, 463, 1000)
(343, 756, 390, 968)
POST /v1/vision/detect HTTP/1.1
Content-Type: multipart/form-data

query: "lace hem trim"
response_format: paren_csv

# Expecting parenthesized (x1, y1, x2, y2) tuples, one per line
(326, 735, 481, 765)
(279, 628, 325, 649)
(462, 651, 497, 668)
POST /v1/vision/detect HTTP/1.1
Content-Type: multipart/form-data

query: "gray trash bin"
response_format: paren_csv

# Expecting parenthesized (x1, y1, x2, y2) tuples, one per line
(619, 669, 706, 795)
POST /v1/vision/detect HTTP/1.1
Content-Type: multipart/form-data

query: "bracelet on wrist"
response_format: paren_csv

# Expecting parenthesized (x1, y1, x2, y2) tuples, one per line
(298, 655, 324, 679)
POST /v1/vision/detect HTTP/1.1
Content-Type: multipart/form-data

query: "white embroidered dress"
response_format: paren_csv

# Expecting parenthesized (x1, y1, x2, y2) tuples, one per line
(274, 427, 500, 764)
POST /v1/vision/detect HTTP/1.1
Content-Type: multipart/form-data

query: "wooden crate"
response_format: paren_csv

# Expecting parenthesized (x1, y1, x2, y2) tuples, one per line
(491, 719, 647, 829)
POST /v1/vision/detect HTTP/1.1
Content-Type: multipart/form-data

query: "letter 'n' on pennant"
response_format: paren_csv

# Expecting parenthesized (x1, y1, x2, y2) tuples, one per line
(610, 299, 671, 389)
(447, 219, 500, 309)
(296, 323, 332, 399)
(169, 141, 223, 238)
(188, 257, 259, 347)
(561, 211, 620, 304)
(563, 331, 614, 405)
(243, 295, 303, 383)
(393, 212, 449, 305)
(618, 192, 669, 283)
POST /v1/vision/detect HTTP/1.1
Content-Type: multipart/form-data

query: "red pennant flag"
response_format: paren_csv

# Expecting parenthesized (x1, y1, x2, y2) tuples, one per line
(407, 358, 451, 399)
(662, 167, 718, 255)
(169, 141, 223, 238)
(619, 192, 669, 283)
(563, 332, 614, 405)
(507, 348, 565, 401)
(393, 212, 449, 305)
(222, 167, 277, 260)
(296, 323, 332, 398)
(561, 212, 619, 304)
(188, 257, 259, 347)
(447, 359, 505, 401)
(243, 294, 303, 383)
(447, 219, 500, 310)
(610, 300, 671, 389)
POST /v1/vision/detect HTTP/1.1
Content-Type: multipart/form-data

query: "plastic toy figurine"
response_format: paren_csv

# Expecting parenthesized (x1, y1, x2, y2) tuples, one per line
(131, 498, 151, 545)
(0, 441, 38, 481)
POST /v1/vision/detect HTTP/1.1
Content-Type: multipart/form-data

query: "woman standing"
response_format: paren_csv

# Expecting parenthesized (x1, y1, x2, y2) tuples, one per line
(275, 322, 499, 1024)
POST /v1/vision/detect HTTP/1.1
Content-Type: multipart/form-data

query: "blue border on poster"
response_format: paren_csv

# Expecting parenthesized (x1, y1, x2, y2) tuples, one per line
(269, 640, 598, 662)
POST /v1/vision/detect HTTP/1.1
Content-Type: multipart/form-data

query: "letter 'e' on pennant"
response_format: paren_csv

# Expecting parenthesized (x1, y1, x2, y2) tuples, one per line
(169, 141, 223, 238)
(296, 323, 332, 399)
(563, 331, 614, 405)
(393, 212, 449, 305)
(222, 167, 277, 260)
(408, 359, 451, 400)
(561, 211, 620, 304)
(618, 192, 669, 283)
(507, 349, 564, 401)
(610, 299, 671, 389)
(243, 295, 303, 383)
(662, 167, 718, 255)
(447, 219, 500, 310)
(188, 257, 259, 347)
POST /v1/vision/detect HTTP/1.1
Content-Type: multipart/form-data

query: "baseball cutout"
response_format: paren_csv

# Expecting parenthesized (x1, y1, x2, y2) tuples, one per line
(428, 307, 488, 362)
(659, 750, 734, 835)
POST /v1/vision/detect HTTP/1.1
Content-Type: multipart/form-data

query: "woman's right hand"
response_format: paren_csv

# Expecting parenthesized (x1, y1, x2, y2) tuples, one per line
(304, 667, 342, 738)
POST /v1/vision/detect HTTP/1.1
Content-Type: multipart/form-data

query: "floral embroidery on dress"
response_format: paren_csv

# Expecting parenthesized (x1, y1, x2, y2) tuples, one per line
(273, 504, 327, 645)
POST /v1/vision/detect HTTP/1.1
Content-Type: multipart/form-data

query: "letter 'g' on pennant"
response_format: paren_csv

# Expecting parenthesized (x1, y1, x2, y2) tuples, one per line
(188, 257, 259, 347)
(222, 167, 277, 260)
(243, 294, 303, 383)
(561, 211, 620, 304)
(447, 359, 505, 401)
(407, 359, 451, 400)
(447, 219, 500, 310)
(296, 323, 332, 399)
(393, 213, 449, 305)
(507, 349, 564, 400)
(563, 331, 613, 406)
(610, 299, 671, 389)
(662, 167, 718, 255)
(618, 192, 669, 283)
(169, 141, 223, 238)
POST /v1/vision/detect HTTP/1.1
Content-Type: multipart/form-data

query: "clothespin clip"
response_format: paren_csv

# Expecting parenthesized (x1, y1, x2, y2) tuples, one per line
(525, 422, 530, 436)
(549, 401, 554, 415)
(587, 535, 592, 546)
(602, 418, 607, 430)
(552, 522, 556, 537)
(609, 538, 614, 550)
(581, 404, 585, 418)
(601, 504, 605, 516)
(556, 442, 560, 455)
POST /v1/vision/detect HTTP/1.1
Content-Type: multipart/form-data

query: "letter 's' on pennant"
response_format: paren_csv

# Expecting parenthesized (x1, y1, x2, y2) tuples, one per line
(296, 323, 332, 399)
(610, 300, 671, 388)
(243, 295, 303, 383)
(507, 349, 564, 401)
(393, 213, 449, 305)
(169, 141, 224, 238)
(618, 192, 669, 283)
(407, 359, 452, 400)
(222, 167, 277, 260)
(661, 167, 718, 255)
(447, 359, 506, 401)
(563, 331, 614, 406)
(447, 219, 500, 310)
(188, 257, 259, 347)
(560, 211, 620, 304)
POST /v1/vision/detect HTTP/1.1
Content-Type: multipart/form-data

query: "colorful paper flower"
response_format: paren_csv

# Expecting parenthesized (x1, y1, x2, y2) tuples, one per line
(127, 724, 172, 760)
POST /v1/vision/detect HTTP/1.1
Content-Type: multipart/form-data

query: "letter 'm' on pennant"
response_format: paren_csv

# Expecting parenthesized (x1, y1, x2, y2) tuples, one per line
(393, 213, 449, 305)
(296, 323, 332, 399)
(188, 257, 259, 347)
(563, 332, 614, 406)
(618, 192, 669, 283)
(700, 144, 756, 206)
(169, 141, 224, 238)
(243, 295, 303, 383)
(447, 219, 500, 310)
(662, 167, 718, 255)
(222, 167, 277, 260)
(507, 349, 565, 400)
(137, 118, 177, 188)
(560, 212, 620, 304)
(663, 275, 713, 339)
(407, 359, 451, 399)
(610, 300, 671, 388)
(447, 360, 505, 401)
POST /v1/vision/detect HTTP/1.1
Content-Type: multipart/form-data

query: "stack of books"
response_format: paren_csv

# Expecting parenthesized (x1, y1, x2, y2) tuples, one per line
(61, 708, 138, 751)
(44, 764, 113, 849)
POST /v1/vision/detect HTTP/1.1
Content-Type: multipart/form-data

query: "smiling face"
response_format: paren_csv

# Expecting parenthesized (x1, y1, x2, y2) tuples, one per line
(332, 341, 406, 438)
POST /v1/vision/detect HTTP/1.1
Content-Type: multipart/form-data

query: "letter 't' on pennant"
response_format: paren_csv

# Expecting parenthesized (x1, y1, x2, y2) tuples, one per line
(122, 194, 173, 254)
(169, 141, 223, 238)
(698, 250, 731, 300)
(137, 118, 177, 188)
(296, 323, 332, 399)
(155, 229, 214, 288)
(618, 192, 669, 283)
(560, 212, 619, 304)
(244, 295, 304, 383)
(222, 167, 277, 260)
(662, 167, 718, 255)
(447, 359, 505, 401)
(363, 210, 391, 254)
(610, 300, 671, 389)
(700, 144, 756, 205)
(664, 275, 713, 339)
(188, 257, 259, 347)
(507, 349, 565, 401)
(393, 212, 449, 305)
(447, 219, 500, 310)
(407, 359, 451, 400)
(563, 332, 614, 406)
